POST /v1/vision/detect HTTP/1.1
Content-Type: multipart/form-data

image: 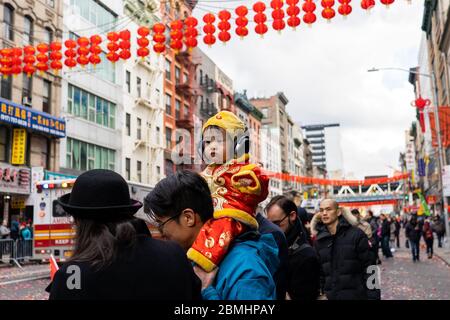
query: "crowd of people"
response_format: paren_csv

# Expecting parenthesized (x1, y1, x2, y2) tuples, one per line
(45, 111, 447, 301)
(0, 219, 33, 241)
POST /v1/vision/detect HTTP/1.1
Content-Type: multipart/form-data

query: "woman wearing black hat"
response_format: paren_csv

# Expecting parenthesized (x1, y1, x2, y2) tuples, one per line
(47, 169, 201, 300)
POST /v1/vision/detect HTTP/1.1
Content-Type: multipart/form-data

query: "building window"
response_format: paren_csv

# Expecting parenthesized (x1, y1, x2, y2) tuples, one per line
(165, 159, 173, 176)
(175, 66, 181, 84)
(126, 113, 131, 136)
(137, 77, 141, 97)
(66, 137, 115, 171)
(125, 158, 131, 180)
(44, 27, 53, 44)
(175, 99, 181, 120)
(126, 70, 131, 93)
(0, 126, 8, 162)
(165, 93, 172, 115)
(4, 4, 14, 41)
(137, 160, 142, 182)
(67, 84, 116, 129)
(43, 80, 51, 113)
(156, 126, 161, 145)
(22, 75, 33, 103)
(46, 0, 55, 8)
(24, 16, 34, 45)
(137, 117, 142, 140)
(183, 72, 188, 84)
(199, 70, 203, 85)
(165, 127, 172, 149)
(165, 59, 172, 81)
(156, 165, 161, 178)
(0, 77, 12, 100)
(70, 0, 117, 33)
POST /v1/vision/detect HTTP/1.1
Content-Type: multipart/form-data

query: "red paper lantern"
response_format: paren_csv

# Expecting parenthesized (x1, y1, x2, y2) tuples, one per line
(338, 0, 352, 16)
(36, 43, 49, 74)
(0, 48, 13, 78)
(235, 6, 249, 39)
(137, 26, 150, 59)
(118, 30, 131, 61)
(23, 45, 36, 77)
(253, 2, 268, 38)
(76, 37, 90, 68)
(321, 0, 336, 21)
(380, 0, 394, 7)
(203, 13, 216, 47)
(170, 20, 184, 53)
(218, 10, 232, 44)
(11, 47, 22, 76)
(106, 32, 120, 63)
(184, 16, 199, 51)
(303, 0, 317, 26)
(286, 0, 301, 30)
(361, 0, 375, 10)
(152, 23, 166, 54)
(271, 0, 286, 33)
(411, 96, 431, 133)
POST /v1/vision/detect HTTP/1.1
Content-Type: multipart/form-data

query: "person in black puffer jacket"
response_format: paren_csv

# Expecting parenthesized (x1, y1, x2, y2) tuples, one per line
(311, 199, 373, 300)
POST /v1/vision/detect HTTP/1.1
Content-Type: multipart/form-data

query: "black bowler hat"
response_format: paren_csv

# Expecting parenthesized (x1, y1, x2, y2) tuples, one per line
(57, 169, 142, 219)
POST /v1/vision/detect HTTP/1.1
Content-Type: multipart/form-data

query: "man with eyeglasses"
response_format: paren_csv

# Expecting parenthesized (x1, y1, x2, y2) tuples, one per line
(265, 195, 320, 300)
(144, 170, 280, 300)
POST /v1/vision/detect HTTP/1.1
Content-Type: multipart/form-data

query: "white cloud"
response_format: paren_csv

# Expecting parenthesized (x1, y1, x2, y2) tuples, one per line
(193, 1, 423, 178)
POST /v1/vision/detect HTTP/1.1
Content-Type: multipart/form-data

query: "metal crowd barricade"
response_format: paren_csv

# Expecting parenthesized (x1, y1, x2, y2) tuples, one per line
(0, 239, 33, 267)
(0, 239, 14, 264)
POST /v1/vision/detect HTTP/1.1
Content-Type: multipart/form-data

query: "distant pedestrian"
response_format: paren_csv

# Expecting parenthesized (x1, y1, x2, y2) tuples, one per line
(406, 216, 422, 262)
(423, 220, 434, 259)
(19, 223, 32, 240)
(48, 169, 201, 300)
(380, 214, 393, 258)
(365, 210, 381, 264)
(432, 215, 445, 248)
(394, 217, 401, 248)
(10, 219, 19, 241)
(0, 221, 10, 239)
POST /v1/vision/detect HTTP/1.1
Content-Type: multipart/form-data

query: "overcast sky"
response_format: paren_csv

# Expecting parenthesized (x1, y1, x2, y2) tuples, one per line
(193, 1, 424, 179)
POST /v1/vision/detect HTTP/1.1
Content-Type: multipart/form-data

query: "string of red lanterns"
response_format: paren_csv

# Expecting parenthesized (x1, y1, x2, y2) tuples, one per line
(0, 1, 405, 78)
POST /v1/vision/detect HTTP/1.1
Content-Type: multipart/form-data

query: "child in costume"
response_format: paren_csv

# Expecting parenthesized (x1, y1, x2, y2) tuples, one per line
(187, 111, 269, 272)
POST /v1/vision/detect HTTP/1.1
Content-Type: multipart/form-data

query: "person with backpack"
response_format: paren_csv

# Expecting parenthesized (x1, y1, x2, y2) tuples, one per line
(265, 195, 320, 300)
(432, 215, 445, 248)
(406, 215, 422, 262)
(423, 220, 434, 259)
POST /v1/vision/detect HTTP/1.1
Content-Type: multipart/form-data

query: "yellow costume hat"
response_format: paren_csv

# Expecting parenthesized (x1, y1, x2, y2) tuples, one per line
(202, 111, 246, 137)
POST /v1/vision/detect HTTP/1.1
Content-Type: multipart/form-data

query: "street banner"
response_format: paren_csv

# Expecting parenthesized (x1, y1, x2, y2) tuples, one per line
(443, 165, 450, 197)
(11, 128, 26, 165)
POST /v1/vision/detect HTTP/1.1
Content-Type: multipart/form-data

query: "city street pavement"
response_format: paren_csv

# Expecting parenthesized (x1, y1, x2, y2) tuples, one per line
(0, 263, 50, 300)
(381, 238, 450, 300)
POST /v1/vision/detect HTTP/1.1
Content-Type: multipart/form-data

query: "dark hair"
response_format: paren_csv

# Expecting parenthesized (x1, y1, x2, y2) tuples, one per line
(144, 170, 214, 223)
(351, 209, 360, 215)
(69, 217, 137, 271)
(266, 195, 297, 217)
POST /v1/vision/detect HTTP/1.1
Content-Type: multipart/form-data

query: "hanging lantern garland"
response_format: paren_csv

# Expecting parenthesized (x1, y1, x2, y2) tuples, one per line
(322, 0, 336, 22)
(0, 48, 13, 79)
(119, 30, 131, 60)
(64, 39, 77, 69)
(152, 23, 166, 55)
(11, 47, 23, 77)
(184, 17, 199, 51)
(77, 37, 90, 68)
(49, 42, 62, 75)
(23, 45, 36, 77)
(254, 2, 268, 38)
(271, 0, 286, 33)
(303, 0, 317, 26)
(36, 43, 49, 75)
(89, 35, 102, 67)
(361, 0, 375, 11)
(106, 32, 120, 63)
(137, 26, 150, 60)
(338, 0, 353, 18)
(235, 5, 249, 39)
(203, 13, 216, 47)
(286, 0, 301, 30)
(218, 10, 232, 44)
(170, 20, 184, 53)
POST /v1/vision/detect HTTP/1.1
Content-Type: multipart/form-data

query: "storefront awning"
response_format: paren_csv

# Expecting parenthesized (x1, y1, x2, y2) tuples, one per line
(0, 97, 66, 138)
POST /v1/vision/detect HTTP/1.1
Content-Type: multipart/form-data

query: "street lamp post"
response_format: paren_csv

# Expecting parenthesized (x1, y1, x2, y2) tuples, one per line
(368, 67, 450, 249)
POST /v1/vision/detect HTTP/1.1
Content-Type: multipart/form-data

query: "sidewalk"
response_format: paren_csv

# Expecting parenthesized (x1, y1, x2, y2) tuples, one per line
(0, 263, 49, 284)
(434, 240, 450, 267)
